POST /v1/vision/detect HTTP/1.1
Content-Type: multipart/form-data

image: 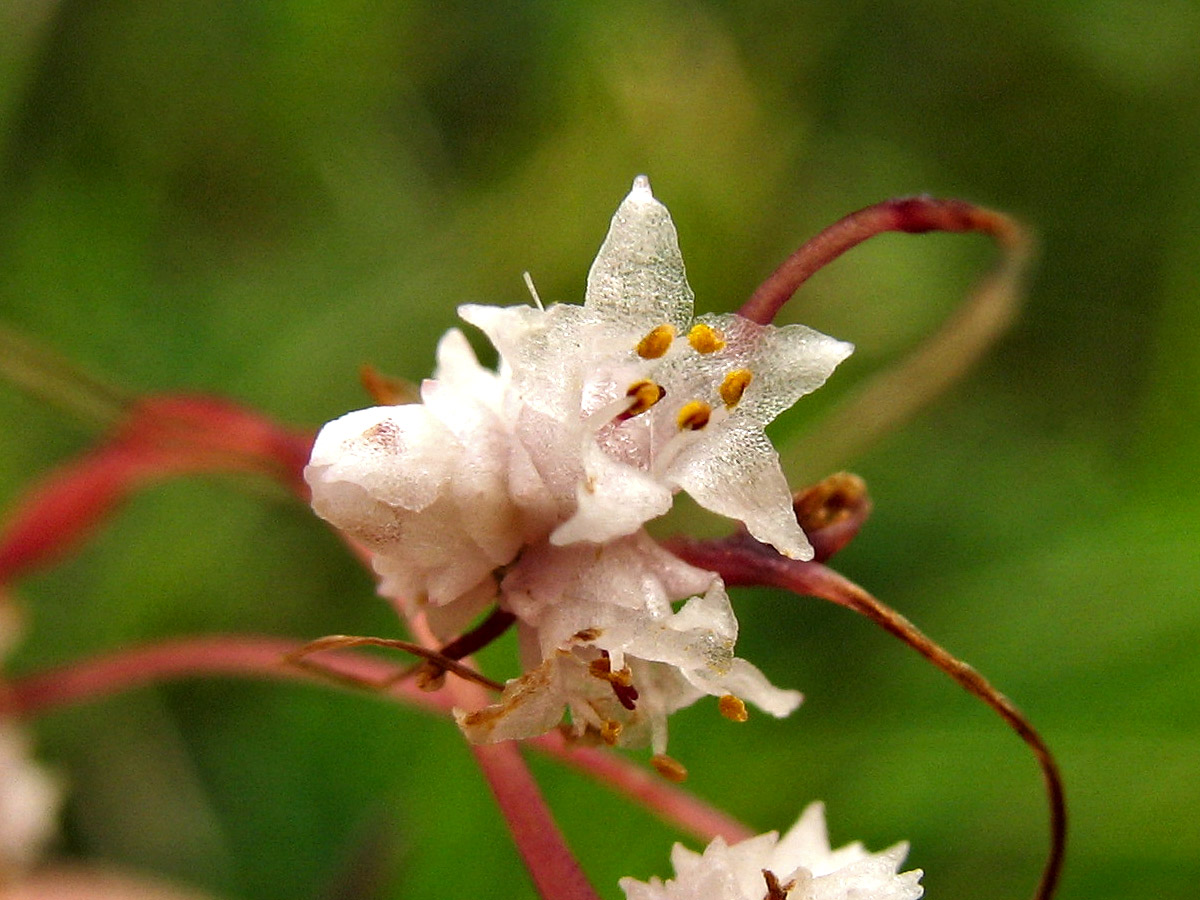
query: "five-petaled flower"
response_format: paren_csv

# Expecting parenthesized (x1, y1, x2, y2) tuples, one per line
(620, 802, 924, 900)
(306, 176, 852, 750)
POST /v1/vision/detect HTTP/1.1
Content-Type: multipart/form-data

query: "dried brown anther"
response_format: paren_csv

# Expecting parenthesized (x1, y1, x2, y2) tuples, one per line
(792, 472, 871, 562)
(761, 869, 794, 900)
(599, 719, 622, 745)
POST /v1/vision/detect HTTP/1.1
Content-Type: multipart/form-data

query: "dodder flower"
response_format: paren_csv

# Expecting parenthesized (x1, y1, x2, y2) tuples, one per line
(620, 803, 923, 900)
(306, 178, 851, 748)
(459, 176, 852, 558)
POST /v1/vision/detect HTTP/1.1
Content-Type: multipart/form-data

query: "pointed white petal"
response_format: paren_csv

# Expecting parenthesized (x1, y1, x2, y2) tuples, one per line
(586, 177, 695, 332)
(668, 423, 813, 559)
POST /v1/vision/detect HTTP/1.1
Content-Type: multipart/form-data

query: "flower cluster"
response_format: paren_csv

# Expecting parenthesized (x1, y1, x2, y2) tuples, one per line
(306, 177, 852, 751)
(620, 803, 923, 900)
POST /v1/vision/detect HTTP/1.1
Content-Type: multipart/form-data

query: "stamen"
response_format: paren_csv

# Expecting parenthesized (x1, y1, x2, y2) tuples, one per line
(589, 655, 639, 710)
(719, 369, 753, 408)
(600, 719, 623, 745)
(619, 379, 666, 420)
(718, 694, 749, 722)
(636, 324, 675, 359)
(762, 870, 794, 900)
(521, 270, 544, 310)
(687, 322, 726, 354)
(650, 754, 688, 783)
(676, 400, 712, 431)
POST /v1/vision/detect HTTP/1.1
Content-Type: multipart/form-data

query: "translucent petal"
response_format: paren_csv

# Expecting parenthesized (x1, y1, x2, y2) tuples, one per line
(430, 328, 502, 406)
(454, 654, 575, 743)
(684, 314, 853, 426)
(459, 301, 608, 419)
(550, 442, 673, 546)
(773, 803, 834, 875)
(684, 658, 803, 718)
(585, 177, 695, 333)
(620, 802, 923, 900)
(667, 423, 812, 559)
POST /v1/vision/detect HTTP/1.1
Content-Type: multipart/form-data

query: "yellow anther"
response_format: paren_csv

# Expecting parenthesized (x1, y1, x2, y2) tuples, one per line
(718, 694, 749, 722)
(650, 754, 689, 783)
(600, 719, 623, 745)
(719, 369, 753, 408)
(687, 322, 726, 354)
(619, 379, 666, 420)
(636, 324, 675, 359)
(676, 400, 712, 431)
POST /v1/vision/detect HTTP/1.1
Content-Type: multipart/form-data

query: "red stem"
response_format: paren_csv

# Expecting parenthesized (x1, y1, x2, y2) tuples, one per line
(468, 740, 604, 900)
(739, 196, 1029, 325)
(3, 634, 750, 847)
(408, 616, 602, 900)
(2, 635, 452, 717)
(667, 536, 1065, 900)
(533, 733, 753, 844)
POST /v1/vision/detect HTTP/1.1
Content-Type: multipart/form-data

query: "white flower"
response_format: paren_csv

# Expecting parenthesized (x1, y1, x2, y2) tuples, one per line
(456, 531, 800, 753)
(1, 605, 62, 876)
(307, 328, 545, 636)
(305, 177, 850, 745)
(0, 721, 61, 876)
(619, 803, 924, 900)
(460, 175, 852, 559)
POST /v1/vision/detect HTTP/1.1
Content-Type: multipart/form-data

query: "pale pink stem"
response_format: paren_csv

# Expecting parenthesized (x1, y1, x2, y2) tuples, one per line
(3, 635, 452, 717)
(409, 616, 603, 900)
(469, 740, 604, 900)
(531, 732, 753, 844)
(739, 196, 1030, 325)
(3, 634, 751, 854)
(667, 536, 1066, 900)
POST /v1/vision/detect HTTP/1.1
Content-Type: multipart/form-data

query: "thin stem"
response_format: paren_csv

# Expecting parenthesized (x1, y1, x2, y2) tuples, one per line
(397, 607, 517, 687)
(3, 635, 452, 718)
(408, 616, 602, 900)
(740, 196, 1029, 325)
(284, 634, 506, 693)
(532, 732, 753, 845)
(4, 634, 750, 848)
(808, 564, 1065, 900)
(666, 537, 1065, 900)
(470, 740, 604, 900)
(740, 197, 1033, 477)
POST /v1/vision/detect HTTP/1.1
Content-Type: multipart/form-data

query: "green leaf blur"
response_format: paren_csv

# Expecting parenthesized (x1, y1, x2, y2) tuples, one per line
(1, 2, 1196, 899)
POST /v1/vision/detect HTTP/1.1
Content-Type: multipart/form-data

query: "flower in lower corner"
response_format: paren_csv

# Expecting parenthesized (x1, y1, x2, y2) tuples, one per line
(304, 177, 850, 747)
(620, 803, 924, 900)
(1, 605, 62, 881)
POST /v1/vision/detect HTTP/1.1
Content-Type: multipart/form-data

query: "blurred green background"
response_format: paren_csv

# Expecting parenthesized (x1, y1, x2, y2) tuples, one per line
(1, 1, 1197, 898)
